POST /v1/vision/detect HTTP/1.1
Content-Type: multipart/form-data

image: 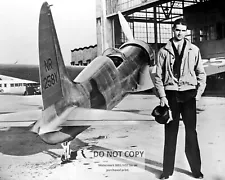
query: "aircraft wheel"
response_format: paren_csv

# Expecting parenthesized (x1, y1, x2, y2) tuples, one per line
(61, 155, 71, 164)
(61, 155, 65, 162)
(61, 155, 69, 162)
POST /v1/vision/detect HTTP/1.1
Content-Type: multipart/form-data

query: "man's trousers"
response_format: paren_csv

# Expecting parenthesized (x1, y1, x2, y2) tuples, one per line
(162, 90, 201, 176)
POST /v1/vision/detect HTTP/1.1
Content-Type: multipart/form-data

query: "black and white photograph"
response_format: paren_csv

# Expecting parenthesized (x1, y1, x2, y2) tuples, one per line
(0, 0, 225, 179)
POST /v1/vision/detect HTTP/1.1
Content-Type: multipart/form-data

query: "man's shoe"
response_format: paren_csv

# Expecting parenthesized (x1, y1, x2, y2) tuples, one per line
(159, 173, 169, 179)
(193, 172, 204, 179)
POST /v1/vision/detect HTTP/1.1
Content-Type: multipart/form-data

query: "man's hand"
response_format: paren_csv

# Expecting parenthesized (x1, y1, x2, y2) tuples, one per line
(195, 91, 202, 107)
(195, 90, 202, 101)
(160, 97, 169, 107)
(195, 95, 201, 101)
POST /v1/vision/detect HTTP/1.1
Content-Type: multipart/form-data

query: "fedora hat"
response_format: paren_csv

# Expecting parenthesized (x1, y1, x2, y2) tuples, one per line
(151, 105, 170, 124)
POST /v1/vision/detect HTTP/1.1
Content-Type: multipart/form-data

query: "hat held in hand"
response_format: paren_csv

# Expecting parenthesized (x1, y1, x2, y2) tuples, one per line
(151, 105, 170, 124)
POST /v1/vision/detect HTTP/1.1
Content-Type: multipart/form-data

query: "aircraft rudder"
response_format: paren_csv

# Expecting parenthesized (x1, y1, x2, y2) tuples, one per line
(38, 2, 72, 109)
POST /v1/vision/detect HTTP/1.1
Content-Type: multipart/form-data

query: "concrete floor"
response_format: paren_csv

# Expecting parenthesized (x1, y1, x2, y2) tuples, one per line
(0, 94, 224, 180)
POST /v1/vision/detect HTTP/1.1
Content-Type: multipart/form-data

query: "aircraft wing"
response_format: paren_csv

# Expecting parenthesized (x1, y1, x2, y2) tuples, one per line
(0, 64, 85, 82)
(36, 107, 154, 135)
(0, 110, 42, 127)
(148, 58, 225, 86)
(0, 64, 40, 82)
(203, 59, 225, 76)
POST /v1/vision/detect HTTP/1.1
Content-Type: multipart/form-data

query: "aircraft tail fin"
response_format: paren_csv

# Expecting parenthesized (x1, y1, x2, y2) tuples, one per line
(39, 2, 73, 110)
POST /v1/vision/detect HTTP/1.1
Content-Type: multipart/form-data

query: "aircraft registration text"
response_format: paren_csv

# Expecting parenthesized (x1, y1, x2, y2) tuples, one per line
(43, 72, 58, 89)
(44, 58, 53, 72)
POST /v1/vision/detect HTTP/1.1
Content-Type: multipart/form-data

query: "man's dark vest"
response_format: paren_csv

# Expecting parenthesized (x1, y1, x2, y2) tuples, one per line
(171, 40, 186, 80)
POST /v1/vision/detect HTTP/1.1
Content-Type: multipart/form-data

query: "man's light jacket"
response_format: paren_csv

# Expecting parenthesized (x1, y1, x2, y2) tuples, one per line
(155, 38, 206, 100)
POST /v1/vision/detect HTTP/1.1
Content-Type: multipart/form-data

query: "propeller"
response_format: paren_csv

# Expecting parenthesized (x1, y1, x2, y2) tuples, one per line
(118, 11, 134, 41)
(117, 11, 157, 92)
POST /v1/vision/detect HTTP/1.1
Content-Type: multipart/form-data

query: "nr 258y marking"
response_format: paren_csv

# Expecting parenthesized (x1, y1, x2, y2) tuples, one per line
(43, 72, 58, 89)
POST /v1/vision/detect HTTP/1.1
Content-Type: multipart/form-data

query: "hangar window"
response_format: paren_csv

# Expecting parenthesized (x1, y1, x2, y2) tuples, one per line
(86, 59, 91, 64)
(78, 61, 83, 66)
(200, 28, 207, 41)
(209, 25, 216, 40)
(192, 25, 217, 43)
(216, 22, 225, 40)
(192, 29, 199, 42)
(10, 84, 14, 87)
(4, 84, 7, 87)
(158, 24, 173, 43)
(0, 84, 2, 87)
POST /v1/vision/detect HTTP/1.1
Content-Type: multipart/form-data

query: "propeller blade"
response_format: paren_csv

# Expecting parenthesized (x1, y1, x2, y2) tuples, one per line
(118, 11, 134, 41)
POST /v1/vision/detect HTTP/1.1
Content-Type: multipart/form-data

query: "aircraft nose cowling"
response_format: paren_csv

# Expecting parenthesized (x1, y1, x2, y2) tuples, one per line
(119, 39, 155, 66)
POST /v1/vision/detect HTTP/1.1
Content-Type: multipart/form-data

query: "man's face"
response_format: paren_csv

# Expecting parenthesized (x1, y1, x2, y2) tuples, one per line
(173, 24, 187, 41)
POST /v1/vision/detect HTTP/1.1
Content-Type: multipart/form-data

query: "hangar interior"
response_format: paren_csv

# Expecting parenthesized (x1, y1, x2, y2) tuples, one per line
(97, 0, 225, 58)
(97, 0, 205, 54)
(96, 0, 225, 94)
(107, 0, 195, 50)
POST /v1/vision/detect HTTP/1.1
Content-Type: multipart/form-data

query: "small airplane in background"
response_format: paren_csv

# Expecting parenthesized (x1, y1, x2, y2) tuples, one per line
(0, 2, 155, 162)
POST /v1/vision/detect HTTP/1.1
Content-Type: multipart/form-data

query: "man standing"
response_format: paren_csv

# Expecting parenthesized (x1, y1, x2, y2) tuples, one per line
(154, 18, 206, 179)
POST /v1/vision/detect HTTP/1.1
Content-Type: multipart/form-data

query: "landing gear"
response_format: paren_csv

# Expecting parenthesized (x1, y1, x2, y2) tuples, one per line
(61, 141, 71, 163)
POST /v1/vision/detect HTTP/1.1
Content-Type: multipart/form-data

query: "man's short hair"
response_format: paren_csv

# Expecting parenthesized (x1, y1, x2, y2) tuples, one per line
(172, 18, 188, 29)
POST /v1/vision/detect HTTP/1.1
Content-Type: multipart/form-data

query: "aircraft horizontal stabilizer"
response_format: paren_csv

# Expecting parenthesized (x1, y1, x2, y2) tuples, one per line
(31, 106, 154, 135)
(61, 107, 154, 126)
(0, 110, 41, 127)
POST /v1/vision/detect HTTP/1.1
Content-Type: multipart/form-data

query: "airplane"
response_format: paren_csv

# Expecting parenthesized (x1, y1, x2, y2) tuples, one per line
(0, 2, 156, 162)
(1, 1, 225, 163)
